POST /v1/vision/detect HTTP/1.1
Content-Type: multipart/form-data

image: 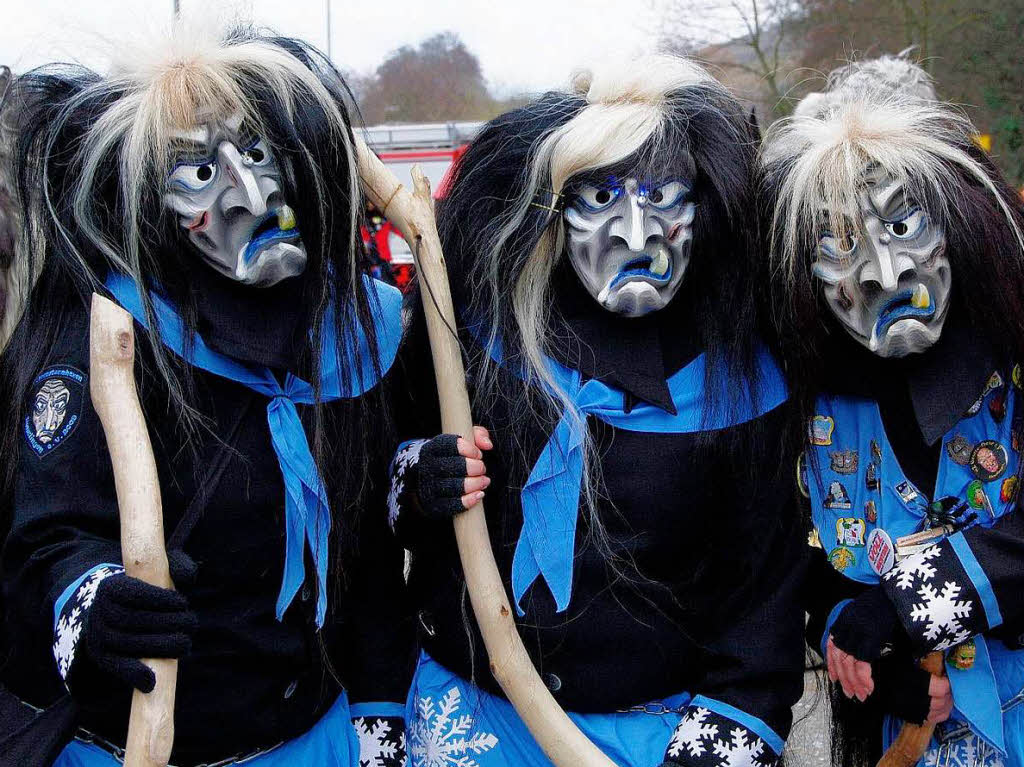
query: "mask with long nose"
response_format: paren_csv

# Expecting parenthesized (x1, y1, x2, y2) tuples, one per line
(564, 174, 695, 317)
(812, 172, 951, 357)
(163, 115, 306, 287)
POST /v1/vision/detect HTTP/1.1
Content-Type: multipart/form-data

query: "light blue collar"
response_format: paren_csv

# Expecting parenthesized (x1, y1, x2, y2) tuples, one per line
(479, 336, 788, 614)
(105, 271, 403, 627)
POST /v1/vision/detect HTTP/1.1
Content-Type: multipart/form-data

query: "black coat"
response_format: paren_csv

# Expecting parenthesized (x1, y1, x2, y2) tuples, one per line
(0, 293, 413, 765)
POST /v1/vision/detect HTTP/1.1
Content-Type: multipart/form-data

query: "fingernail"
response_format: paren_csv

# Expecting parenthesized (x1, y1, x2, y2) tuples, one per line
(482, 476, 491, 487)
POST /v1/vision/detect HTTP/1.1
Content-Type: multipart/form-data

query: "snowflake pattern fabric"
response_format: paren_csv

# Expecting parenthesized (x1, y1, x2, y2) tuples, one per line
(388, 439, 426, 531)
(354, 715, 407, 767)
(882, 541, 985, 652)
(52, 564, 124, 680)
(922, 732, 1005, 767)
(664, 707, 780, 767)
(408, 686, 499, 767)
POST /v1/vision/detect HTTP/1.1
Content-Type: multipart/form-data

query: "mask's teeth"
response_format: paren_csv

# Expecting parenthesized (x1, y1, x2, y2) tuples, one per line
(910, 282, 930, 309)
(650, 249, 670, 277)
(277, 205, 297, 231)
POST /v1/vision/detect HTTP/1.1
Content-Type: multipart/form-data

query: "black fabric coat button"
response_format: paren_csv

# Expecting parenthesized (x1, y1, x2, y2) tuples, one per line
(283, 680, 298, 699)
(544, 673, 562, 692)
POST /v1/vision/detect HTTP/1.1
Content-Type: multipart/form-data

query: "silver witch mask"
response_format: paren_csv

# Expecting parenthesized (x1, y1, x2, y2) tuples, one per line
(812, 172, 951, 357)
(564, 173, 696, 317)
(163, 116, 306, 287)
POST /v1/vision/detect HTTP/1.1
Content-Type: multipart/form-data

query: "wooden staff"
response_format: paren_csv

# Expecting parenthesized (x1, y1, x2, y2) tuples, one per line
(876, 651, 945, 767)
(90, 293, 176, 767)
(355, 138, 618, 767)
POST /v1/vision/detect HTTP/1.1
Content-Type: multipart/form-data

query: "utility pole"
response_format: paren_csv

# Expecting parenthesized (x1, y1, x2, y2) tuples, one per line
(325, 0, 332, 60)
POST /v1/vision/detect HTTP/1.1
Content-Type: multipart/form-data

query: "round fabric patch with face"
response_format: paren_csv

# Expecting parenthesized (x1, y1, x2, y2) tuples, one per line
(969, 440, 1008, 482)
(24, 366, 87, 458)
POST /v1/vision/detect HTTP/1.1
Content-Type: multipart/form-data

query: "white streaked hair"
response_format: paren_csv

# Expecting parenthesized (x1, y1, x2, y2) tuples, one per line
(21, 17, 363, 415)
(762, 86, 1024, 281)
(479, 53, 733, 408)
(793, 50, 937, 118)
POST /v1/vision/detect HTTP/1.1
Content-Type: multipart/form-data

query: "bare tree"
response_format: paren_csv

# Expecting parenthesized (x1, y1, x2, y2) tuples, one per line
(655, 0, 805, 116)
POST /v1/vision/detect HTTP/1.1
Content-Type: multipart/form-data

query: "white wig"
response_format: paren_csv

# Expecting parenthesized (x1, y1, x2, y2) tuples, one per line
(762, 86, 1024, 279)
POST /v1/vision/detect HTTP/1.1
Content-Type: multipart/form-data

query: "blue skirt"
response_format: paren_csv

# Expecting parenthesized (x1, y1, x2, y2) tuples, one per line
(405, 652, 687, 767)
(54, 691, 358, 767)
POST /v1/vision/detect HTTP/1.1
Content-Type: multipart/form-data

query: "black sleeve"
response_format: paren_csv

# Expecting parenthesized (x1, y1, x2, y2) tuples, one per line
(803, 541, 870, 659)
(0, 304, 124, 696)
(881, 508, 1024, 653)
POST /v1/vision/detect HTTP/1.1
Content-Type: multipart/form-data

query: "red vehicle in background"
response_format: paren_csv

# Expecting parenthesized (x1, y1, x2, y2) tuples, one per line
(359, 122, 481, 290)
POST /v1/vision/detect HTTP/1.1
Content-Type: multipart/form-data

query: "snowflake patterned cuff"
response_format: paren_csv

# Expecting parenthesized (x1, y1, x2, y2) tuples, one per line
(351, 704, 406, 767)
(881, 533, 1001, 654)
(664, 697, 783, 767)
(52, 563, 124, 682)
(388, 439, 426, 532)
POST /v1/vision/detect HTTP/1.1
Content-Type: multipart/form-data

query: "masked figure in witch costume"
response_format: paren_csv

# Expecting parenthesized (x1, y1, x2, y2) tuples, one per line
(385, 56, 806, 767)
(762, 56, 1024, 767)
(0, 22, 413, 767)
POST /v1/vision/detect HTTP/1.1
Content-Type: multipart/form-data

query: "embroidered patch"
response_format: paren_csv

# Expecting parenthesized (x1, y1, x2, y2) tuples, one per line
(895, 480, 920, 504)
(24, 366, 87, 458)
(949, 639, 976, 671)
(1001, 477, 1018, 504)
(829, 449, 858, 474)
(835, 518, 866, 547)
(945, 435, 973, 466)
(809, 415, 834, 446)
(828, 546, 855, 572)
(823, 480, 852, 510)
(865, 500, 877, 524)
(865, 461, 880, 491)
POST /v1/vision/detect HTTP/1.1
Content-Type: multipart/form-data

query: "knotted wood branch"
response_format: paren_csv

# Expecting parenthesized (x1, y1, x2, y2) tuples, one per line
(90, 293, 176, 767)
(355, 138, 617, 767)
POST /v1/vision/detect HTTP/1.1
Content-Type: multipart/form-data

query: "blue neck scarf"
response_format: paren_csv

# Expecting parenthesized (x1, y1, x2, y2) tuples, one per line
(481, 339, 788, 614)
(105, 271, 403, 627)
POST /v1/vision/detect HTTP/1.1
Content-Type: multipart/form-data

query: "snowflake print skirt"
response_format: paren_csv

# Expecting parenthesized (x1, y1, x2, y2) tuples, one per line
(879, 639, 1024, 767)
(406, 652, 688, 767)
(53, 691, 359, 766)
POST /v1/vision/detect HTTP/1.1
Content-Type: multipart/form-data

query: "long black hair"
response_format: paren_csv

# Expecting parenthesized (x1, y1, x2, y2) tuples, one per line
(0, 25, 389, 597)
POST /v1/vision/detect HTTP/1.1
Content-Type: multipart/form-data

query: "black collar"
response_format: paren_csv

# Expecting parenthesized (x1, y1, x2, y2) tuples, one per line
(545, 265, 699, 413)
(191, 264, 311, 372)
(822, 310, 998, 446)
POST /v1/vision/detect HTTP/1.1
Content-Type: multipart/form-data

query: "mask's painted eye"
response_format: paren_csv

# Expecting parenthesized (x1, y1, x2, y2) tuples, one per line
(885, 208, 927, 239)
(168, 160, 218, 192)
(648, 180, 690, 209)
(818, 232, 858, 261)
(241, 138, 273, 167)
(575, 183, 621, 212)
(34, 397, 46, 413)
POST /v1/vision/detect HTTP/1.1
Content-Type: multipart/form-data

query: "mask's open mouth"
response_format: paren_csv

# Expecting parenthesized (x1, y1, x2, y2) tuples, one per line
(873, 283, 935, 336)
(243, 205, 300, 264)
(608, 250, 672, 290)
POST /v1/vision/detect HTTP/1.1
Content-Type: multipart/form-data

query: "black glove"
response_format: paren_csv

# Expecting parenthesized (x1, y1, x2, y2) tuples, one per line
(868, 653, 932, 725)
(830, 586, 903, 662)
(71, 551, 199, 695)
(391, 435, 470, 523)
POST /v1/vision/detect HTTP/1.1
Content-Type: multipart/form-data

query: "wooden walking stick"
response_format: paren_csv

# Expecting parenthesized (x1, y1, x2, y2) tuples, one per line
(355, 139, 617, 767)
(876, 651, 945, 767)
(90, 293, 176, 767)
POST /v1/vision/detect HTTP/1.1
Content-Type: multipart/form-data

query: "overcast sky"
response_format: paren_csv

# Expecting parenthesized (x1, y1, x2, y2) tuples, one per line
(0, 0, 681, 96)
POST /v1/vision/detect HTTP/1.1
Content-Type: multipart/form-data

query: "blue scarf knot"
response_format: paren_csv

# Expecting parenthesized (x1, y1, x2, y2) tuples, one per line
(500, 344, 788, 615)
(104, 271, 402, 627)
